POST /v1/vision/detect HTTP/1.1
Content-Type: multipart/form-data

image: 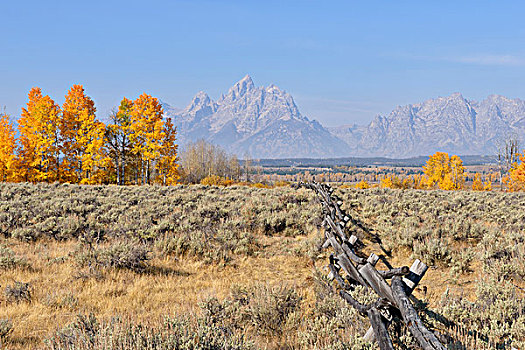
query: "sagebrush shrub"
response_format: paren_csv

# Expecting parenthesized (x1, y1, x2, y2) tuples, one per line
(0, 245, 29, 270)
(4, 281, 32, 303)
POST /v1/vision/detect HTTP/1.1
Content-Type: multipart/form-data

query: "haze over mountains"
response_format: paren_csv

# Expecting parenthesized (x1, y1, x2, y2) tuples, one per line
(163, 75, 348, 158)
(164, 76, 525, 159)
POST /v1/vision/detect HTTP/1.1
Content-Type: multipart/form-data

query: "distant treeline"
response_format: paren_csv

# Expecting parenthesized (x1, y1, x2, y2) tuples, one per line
(252, 155, 497, 168)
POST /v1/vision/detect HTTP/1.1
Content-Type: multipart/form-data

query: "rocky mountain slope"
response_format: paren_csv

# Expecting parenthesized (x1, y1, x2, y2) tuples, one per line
(346, 93, 525, 157)
(163, 76, 524, 159)
(163, 75, 350, 159)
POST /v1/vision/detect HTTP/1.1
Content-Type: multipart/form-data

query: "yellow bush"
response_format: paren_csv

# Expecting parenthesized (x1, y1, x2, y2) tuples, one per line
(509, 150, 525, 191)
(355, 180, 370, 189)
(380, 176, 394, 188)
(200, 175, 233, 186)
(380, 174, 411, 189)
(251, 182, 271, 189)
(472, 173, 484, 191)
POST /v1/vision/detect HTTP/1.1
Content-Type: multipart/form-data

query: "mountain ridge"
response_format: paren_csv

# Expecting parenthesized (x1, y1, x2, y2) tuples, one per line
(163, 77, 525, 159)
(163, 75, 350, 158)
(355, 92, 525, 157)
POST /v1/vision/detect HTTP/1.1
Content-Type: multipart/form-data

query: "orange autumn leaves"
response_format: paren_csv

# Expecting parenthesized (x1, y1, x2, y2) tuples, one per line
(377, 152, 468, 190)
(60, 85, 106, 184)
(0, 85, 179, 185)
(423, 152, 466, 190)
(0, 114, 17, 182)
(17, 87, 61, 182)
(379, 152, 495, 191)
(505, 152, 525, 191)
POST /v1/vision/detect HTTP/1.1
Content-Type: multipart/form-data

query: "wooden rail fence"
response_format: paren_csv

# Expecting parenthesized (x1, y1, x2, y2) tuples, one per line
(298, 181, 446, 350)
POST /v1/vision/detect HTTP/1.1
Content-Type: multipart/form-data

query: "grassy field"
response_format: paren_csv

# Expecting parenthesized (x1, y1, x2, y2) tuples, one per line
(0, 183, 523, 349)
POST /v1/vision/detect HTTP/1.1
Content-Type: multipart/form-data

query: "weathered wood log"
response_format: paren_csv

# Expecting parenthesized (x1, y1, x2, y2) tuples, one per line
(364, 261, 425, 343)
(329, 262, 352, 290)
(325, 231, 344, 255)
(322, 238, 332, 249)
(336, 253, 369, 287)
(325, 229, 367, 268)
(322, 202, 337, 221)
(391, 276, 446, 350)
(378, 266, 410, 279)
(402, 259, 428, 294)
(326, 215, 348, 241)
(343, 244, 367, 265)
(367, 307, 395, 350)
(358, 263, 395, 304)
(364, 261, 427, 342)
(328, 255, 351, 290)
(315, 183, 345, 221)
(363, 327, 376, 343)
(332, 200, 345, 221)
(339, 290, 371, 314)
(305, 181, 444, 350)
(325, 222, 366, 267)
(367, 253, 380, 266)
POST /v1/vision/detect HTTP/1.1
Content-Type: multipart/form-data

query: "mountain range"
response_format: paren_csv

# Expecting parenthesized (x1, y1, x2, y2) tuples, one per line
(163, 76, 525, 159)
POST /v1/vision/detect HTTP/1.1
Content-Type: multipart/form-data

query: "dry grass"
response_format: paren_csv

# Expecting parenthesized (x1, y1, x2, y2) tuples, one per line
(0, 237, 318, 349)
(0, 183, 523, 349)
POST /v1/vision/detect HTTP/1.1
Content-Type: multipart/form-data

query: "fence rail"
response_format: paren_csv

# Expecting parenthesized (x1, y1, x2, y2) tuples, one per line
(298, 181, 446, 350)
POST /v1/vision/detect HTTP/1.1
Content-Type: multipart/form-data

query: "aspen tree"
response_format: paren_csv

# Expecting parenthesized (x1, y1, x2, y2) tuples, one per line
(61, 85, 108, 183)
(130, 93, 164, 184)
(423, 152, 465, 190)
(18, 87, 61, 182)
(155, 117, 179, 185)
(0, 114, 17, 182)
(509, 150, 525, 191)
(106, 98, 134, 185)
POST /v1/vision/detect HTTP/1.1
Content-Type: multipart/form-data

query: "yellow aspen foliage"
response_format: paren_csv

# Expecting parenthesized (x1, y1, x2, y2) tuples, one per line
(380, 174, 413, 189)
(423, 152, 451, 188)
(509, 150, 525, 191)
(130, 93, 165, 184)
(17, 87, 61, 182)
(411, 174, 427, 189)
(449, 155, 465, 190)
(472, 173, 484, 191)
(200, 175, 233, 186)
(423, 152, 465, 190)
(79, 120, 110, 184)
(402, 177, 413, 189)
(380, 175, 394, 188)
(355, 180, 370, 189)
(440, 173, 456, 190)
(0, 114, 17, 181)
(155, 117, 180, 185)
(483, 179, 492, 191)
(106, 97, 135, 185)
(60, 85, 109, 184)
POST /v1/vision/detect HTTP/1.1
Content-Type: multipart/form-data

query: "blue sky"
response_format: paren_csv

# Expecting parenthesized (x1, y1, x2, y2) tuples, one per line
(1, 0, 525, 126)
